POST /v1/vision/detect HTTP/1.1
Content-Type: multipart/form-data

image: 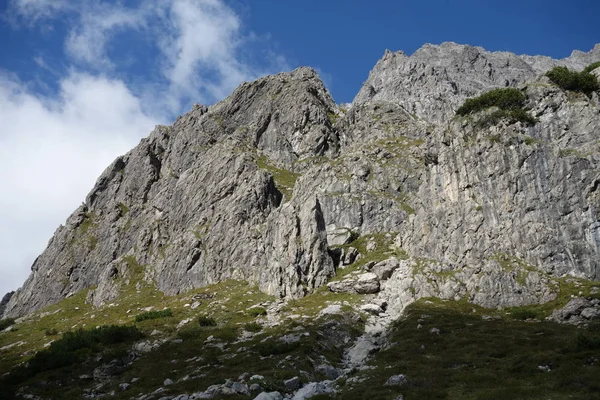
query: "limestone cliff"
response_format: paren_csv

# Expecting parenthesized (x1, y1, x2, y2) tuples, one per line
(3, 43, 600, 318)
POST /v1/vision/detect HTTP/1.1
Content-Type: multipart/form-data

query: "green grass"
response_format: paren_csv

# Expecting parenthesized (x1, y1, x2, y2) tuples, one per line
(134, 308, 173, 322)
(246, 307, 267, 317)
(256, 155, 300, 200)
(338, 298, 600, 400)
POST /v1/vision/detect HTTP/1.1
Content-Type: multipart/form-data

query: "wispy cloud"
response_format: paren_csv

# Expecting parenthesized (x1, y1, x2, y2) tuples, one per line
(0, 0, 288, 295)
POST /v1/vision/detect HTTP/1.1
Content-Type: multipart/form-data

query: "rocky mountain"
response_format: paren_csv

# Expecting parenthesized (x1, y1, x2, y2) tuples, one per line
(3, 42, 600, 321)
(2, 41, 600, 400)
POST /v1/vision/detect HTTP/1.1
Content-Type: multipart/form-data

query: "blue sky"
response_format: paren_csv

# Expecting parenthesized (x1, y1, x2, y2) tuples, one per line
(0, 0, 599, 296)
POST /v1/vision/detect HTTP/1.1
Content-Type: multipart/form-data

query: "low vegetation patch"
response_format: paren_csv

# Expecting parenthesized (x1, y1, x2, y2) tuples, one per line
(456, 87, 536, 127)
(134, 308, 173, 322)
(546, 66, 599, 95)
(14, 325, 142, 377)
(246, 307, 267, 317)
(0, 318, 15, 331)
(583, 61, 600, 74)
(339, 298, 600, 399)
(197, 315, 217, 327)
(456, 87, 526, 116)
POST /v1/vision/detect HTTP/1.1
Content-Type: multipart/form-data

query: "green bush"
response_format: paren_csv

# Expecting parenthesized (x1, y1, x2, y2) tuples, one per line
(197, 315, 217, 327)
(244, 322, 263, 332)
(26, 325, 142, 373)
(246, 307, 267, 317)
(456, 88, 526, 116)
(546, 66, 599, 95)
(134, 308, 173, 322)
(583, 61, 600, 74)
(0, 318, 15, 331)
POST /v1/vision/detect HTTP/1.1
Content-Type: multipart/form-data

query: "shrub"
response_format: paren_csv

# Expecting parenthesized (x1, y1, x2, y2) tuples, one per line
(197, 315, 217, 327)
(583, 61, 600, 74)
(244, 322, 263, 332)
(456, 88, 526, 116)
(246, 307, 267, 317)
(546, 66, 599, 95)
(0, 318, 15, 331)
(212, 327, 239, 342)
(44, 328, 59, 336)
(26, 325, 142, 373)
(134, 308, 173, 322)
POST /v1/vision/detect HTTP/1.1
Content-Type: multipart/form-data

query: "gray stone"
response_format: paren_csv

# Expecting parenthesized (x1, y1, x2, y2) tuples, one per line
(371, 258, 400, 281)
(315, 364, 342, 380)
(581, 307, 600, 319)
(327, 273, 380, 295)
(291, 381, 335, 400)
(164, 378, 174, 386)
(385, 374, 408, 386)
(253, 392, 283, 400)
(283, 376, 301, 390)
(360, 304, 384, 315)
(342, 247, 360, 266)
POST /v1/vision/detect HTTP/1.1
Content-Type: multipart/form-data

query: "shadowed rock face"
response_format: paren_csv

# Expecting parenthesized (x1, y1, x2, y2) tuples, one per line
(4, 44, 600, 318)
(0, 291, 14, 317)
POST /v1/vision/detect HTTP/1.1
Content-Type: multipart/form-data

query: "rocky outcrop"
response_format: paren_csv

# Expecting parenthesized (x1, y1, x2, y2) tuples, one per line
(4, 67, 337, 317)
(4, 43, 600, 318)
(0, 291, 14, 318)
(353, 41, 600, 123)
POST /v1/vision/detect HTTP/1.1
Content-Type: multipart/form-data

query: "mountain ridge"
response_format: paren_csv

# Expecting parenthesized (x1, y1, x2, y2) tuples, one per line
(3, 42, 600, 320)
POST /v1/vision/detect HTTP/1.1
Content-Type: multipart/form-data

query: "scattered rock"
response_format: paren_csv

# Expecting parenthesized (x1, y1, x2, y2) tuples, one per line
(164, 378, 174, 386)
(327, 273, 380, 294)
(254, 391, 283, 400)
(291, 381, 336, 400)
(315, 364, 342, 380)
(319, 304, 343, 316)
(360, 304, 384, 315)
(284, 376, 301, 391)
(177, 318, 192, 329)
(385, 374, 408, 386)
(371, 258, 401, 280)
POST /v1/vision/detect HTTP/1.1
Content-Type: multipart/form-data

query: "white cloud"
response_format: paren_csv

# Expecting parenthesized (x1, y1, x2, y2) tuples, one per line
(65, 3, 147, 68)
(0, 72, 160, 296)
(1, 0, 287, 296)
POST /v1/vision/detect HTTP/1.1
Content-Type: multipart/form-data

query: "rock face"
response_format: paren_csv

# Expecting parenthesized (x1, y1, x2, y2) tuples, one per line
(353, 41, 600, 123)
(0, 291, 14, 317)
(4, 43, 600, 318)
